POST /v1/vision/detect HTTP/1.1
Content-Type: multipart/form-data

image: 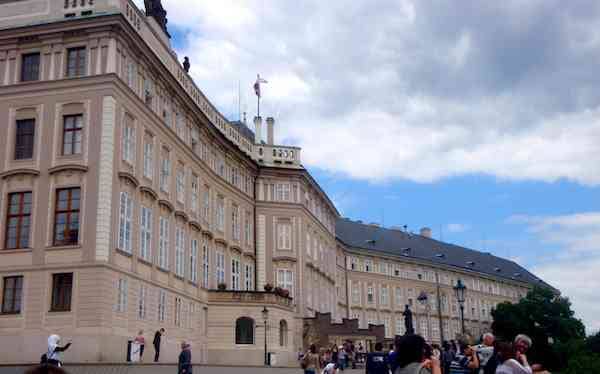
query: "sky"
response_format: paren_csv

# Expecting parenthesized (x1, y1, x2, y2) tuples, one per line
(134, 0, 600, 334)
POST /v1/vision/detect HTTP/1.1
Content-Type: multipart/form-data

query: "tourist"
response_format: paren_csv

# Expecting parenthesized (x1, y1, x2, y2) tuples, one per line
(449, 342, 479, 374)
(323, 362, 339, 374)
(357, 342, 365, 363)
(441, 341, 455, 374)
(302, 344, 321, 374)
(474, 333, 494, 373)
(178, 341, 192, 374)
(46, 335, 72, 367)
(395, 334, 442, 374)
(337, 345, 347, 371)
(133, 330, 146, 362)
(389, 336, 401, 374)
(495, 341, 532, 374)
(432, 344, 441, 361)
(513, 334, 544, 372)
(331, 345, 339, 366)
(153, 328, 165, 362)
(365, 342, 389, 374)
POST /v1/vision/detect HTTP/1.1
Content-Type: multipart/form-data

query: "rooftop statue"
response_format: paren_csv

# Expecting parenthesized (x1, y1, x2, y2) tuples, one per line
(144, 0, 170, 37)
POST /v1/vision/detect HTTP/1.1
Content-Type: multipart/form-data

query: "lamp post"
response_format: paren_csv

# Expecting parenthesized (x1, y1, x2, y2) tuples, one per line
(417, 291, 431, 342)
(453, 279, 467, 335)
(262, 306, 269, 366)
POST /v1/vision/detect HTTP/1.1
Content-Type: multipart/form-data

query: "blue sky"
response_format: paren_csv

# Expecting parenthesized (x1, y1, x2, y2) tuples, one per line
(135, 0, 600, 333)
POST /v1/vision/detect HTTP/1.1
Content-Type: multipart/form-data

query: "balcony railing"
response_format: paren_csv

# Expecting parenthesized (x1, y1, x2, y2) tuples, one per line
(256, 145, 302, 167)
(208, 290, 293, 309)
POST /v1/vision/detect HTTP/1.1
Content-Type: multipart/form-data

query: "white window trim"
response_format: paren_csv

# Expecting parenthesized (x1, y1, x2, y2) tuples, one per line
(118, 191, 133, 254)
(159, 217, 169, 270)
(140, 206, 152, 261)
(175, 227, 185, 277)
(190, 239, 198, 284)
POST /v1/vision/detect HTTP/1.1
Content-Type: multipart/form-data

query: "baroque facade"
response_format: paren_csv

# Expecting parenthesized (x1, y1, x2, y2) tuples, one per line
(0, 0, 546, 367)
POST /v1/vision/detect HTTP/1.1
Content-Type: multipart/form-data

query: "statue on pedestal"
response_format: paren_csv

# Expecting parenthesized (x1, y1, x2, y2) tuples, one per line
(403, 304, 415, 335)
(144, 0, 170, 37)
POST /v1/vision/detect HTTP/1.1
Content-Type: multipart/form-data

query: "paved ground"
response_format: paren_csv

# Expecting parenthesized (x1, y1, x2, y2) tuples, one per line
(0, 366, 365, 374)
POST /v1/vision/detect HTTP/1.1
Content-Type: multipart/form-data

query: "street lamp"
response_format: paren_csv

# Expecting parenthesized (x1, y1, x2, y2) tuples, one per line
(453, 279, 467, 335)
(417, 291, 431, 341)
(262, 307, 269, 366)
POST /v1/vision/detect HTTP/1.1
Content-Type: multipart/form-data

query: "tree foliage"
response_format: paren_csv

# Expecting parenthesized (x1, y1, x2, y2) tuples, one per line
(491, 286, 586, 371)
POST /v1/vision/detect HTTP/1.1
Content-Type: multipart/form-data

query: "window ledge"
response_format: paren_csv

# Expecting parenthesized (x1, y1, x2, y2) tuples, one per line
(0, 312, 22, 316)
(157, 266, 169, 274)
(174, 275, 185, 281)
(115, 248, 133, 257)
(1, 248, 33, 254)
(46, 245, 81, 251)
(48, 310, 72, 314)
(138, 258, 154, 267)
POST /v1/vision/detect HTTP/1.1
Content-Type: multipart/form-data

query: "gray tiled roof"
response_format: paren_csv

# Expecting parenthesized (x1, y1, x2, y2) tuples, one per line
(336, 218, 552, 289)
(229, 120, 255, 143)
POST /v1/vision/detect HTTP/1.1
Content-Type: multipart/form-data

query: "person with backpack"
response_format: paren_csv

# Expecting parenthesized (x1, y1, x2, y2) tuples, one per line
(44, 335, 72, 367)
(365, 342, 390, 374)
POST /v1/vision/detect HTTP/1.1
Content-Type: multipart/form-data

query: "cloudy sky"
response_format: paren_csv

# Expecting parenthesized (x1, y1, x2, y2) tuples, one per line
(134, 0, 600, 333)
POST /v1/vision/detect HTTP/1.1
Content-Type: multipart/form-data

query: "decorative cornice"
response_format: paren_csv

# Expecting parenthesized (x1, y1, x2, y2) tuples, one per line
(214, 237, 228, 247)
(0, 168, 40, 179)
(230, 245, 242, 254)
(48, 164, 88, 175)
(272, 256, 297, 263)
(189, 220, 202, 231)
(139, 185, 158, 200)
(118, 171, 140, 187)
(202, 229, 214, 239)
(158, 199, 175, 212)
(174, 210, 189, 221)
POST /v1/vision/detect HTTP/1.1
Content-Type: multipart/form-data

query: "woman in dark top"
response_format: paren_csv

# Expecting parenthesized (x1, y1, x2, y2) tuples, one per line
(178, 341, 192, 374)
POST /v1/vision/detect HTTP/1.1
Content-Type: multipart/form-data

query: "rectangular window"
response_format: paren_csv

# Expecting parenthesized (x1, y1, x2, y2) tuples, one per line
(5, 191, 32, 250)
(191, 174, 199, 214)
(306, 232, 311, 256)
(143, 142, 153, 179)
(352, 283, 361, 305)
(395, 287, 404, 307)
(176, 112, 185, 139)
(191, 127, 200, 154)
(231, 257, 240, 290)
(122, 123, 135, 164)
(21, 53, 40, 82)
(276, 269, 294, 297)
(53, 188, 80, 246)
(190, 239, 198, 284)
(396, 317, 406, 336)
(380, 286, 389, 306)
(174, 297, 182, 327)
(62, 115, 83, 155)
(126, 58, 136, 89)
(14, 119, 35, 160)
(158, 217, 169, 269)
(244, 263, 254, 291)
(51, 273, 73, 312)
(276, 183, 291, 202)
(157, 289, 166, 322)
(140, 206, 152, 261)
(202, 187, 210, 222)
(365, 260, 372, 272)
(202, 241, 209, 288)
(216, 196, 225, 231)
(244, 211, 252, 246)
(116, 278, 128, 312)
(118, 191, 133, 253)
(66, 47, 86, 77)
(231, 205, 240, 241)
(383, 316, 391, 338)
(160, 156, 171, 192)
(277, 223, 292, 250)
(2, 276, 23, 314)
(176, 168, 185, 204)
(138, 284, 147, 319)
(216, 251, 225, 285)
(367, 286, 374, 304)
(175, 227, 185, 277)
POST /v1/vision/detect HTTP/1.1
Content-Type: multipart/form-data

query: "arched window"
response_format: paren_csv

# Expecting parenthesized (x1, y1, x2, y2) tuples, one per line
(235, 317, 254, 344)
(279, 319, 288, 347)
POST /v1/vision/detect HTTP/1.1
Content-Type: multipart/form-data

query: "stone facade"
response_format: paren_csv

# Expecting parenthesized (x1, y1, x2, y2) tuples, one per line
(0, 0, 540, 367)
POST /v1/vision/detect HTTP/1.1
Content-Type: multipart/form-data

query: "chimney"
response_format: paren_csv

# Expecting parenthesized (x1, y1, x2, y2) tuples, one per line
(266, 117, 275, 145)
(420, 227, 432, 238)
(253, 116, 262, 144)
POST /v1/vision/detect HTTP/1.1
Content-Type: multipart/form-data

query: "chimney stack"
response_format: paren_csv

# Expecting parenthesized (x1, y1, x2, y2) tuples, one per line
(253, 116, 262, 144)
(266, 117, 275, 145)
(420, 227, 432, 238)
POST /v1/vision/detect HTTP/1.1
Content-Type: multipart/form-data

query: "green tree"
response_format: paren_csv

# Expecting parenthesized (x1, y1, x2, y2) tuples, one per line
(491, 286, 585, 371)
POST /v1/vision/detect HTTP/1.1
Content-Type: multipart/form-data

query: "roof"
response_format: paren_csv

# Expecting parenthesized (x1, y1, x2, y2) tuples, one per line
(335, 218, 553, 289)
(229, 120, 255, 143)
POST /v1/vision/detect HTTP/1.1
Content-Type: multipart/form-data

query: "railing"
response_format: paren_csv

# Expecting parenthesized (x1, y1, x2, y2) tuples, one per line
(208, 290, 293, 308)
(256, 145, 302, 167)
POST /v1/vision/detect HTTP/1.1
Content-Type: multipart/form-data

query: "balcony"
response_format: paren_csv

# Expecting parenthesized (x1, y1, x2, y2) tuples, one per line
(256, 145, 302, 168)
(208, 290, 294, 309)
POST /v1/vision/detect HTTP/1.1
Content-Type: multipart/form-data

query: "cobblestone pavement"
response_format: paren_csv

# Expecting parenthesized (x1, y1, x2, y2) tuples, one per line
(0, 366, 365, 374)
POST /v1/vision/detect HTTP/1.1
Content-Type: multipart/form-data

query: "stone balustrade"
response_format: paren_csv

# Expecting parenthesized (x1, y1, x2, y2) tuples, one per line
(208, 290, 294, 309)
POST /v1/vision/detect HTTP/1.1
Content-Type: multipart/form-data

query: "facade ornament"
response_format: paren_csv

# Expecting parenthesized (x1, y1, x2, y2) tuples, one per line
(144, 0, 170, 37)
(183, 56, 190, 73)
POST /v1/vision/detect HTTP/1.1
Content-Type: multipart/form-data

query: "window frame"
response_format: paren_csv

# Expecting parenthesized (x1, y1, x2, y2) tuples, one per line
(1, 276, 24, 314)
(53, 187, 81, 246)
(14, 118, 35, 160)
(62, 114, 83, 155)
(20, 52, 40, 82)
(118, 191, 133, 253)
(66, 47, 87, 78)
(235, 317, 255, 345)
(4, 191, 32, 250)
(50, 273, 73, 312)
(140, 206, 152, 261)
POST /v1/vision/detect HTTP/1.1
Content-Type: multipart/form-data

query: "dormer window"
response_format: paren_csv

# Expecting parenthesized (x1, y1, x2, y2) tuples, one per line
(466, 261, 475, 266)
(435, 254, 445, 259)
(494, 267, 502, 272)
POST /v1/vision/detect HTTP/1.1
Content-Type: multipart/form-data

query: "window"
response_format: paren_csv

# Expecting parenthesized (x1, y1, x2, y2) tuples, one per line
(176, 112, 185, 139)
(14, 119, 35, 160)
(216, 196, 225, 231)
(352, 283, 361, 305)
(235, 317, 254, 344)
(231, 257, 241, 290)
(122, 122, 135, 164)
(174, 296, 182, 327)
(216, 251, 225, 285)
(118, 192, 133, 253)
(144, 77, 154, 106)
(244, 211, 252, 246)
(279, 320, 288, 346)
(157, 289, 166, 322)
(202, 241, 209, 288)
(138, 284, 147, 319)
(190, 239, 198, 284)
(383, 316, 391, 338)
(5, 192, 32, 249)
(232, 205, 240, 241)
(202, 187, 210, 221)
(140, 206, 152, 261)
(163, 99, 171, 126)
(276, 223, 292, 250)
(367, 286, 374, 304)
(176, 168, 185, 204)
(62, 115, 83, 155)
(276, 183, 291, 202)
(116, 278, 128, 312)
(2, 276, 23, 314)
(276, 269, 293, 297)
(380, 286, 389, 306)
(175, 227, 185, 277)
(396, 317, 406, 336)
(158, 217, 169, 269)
(143, 142, 153, 179)
(350, 257, 357, 270)
(191, 127, 200, 154)
(160, 156, 171, 192)
(244, 263, 254, 291)
(53, 188, 80, 246)
(66, 47, 86, 77)
(191, 174, 199, 214)
(126, 57, 136, 89)
(51, 273, 73, 312)
(21, 53, 40, 82)
(365, 260, 372, 272)
(306, 232, 311, 256)
(380, 262, 388, 275)
(395, 287, 404, 307)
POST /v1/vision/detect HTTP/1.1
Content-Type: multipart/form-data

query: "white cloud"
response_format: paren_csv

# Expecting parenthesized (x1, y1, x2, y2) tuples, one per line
(510, 212, 600, 334)
(446, 223, 471, 233)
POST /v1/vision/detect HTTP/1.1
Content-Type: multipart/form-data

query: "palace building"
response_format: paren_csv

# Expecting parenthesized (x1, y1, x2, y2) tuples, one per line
(0, 0, 549, 367)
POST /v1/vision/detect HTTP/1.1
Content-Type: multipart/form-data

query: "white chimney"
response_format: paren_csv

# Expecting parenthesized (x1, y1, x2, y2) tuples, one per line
(253, 116, 262, 144)
(420, 227, 432, 238)
(266, 117, 275, 145)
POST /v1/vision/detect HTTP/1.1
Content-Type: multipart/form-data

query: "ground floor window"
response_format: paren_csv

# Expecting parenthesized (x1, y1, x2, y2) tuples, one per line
(235, 316, 254, 344)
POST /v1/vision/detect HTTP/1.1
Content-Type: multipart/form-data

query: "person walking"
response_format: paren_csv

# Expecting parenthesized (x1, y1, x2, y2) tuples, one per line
(132, 330, 145, 362)
(474, 333, 494, 374)
(153, 328, 165, 362)
(338, 346, 347, 371)
(302, 344, 321, 374)
(441, 341, 455, 374)
(365, 342, 390, 374)
(323, 362, 339, 374)
(46, 335, 72, 367)
(178, 341, 192, 374)
(389, 336, 401, 374)
(395, 334, 442, 374)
